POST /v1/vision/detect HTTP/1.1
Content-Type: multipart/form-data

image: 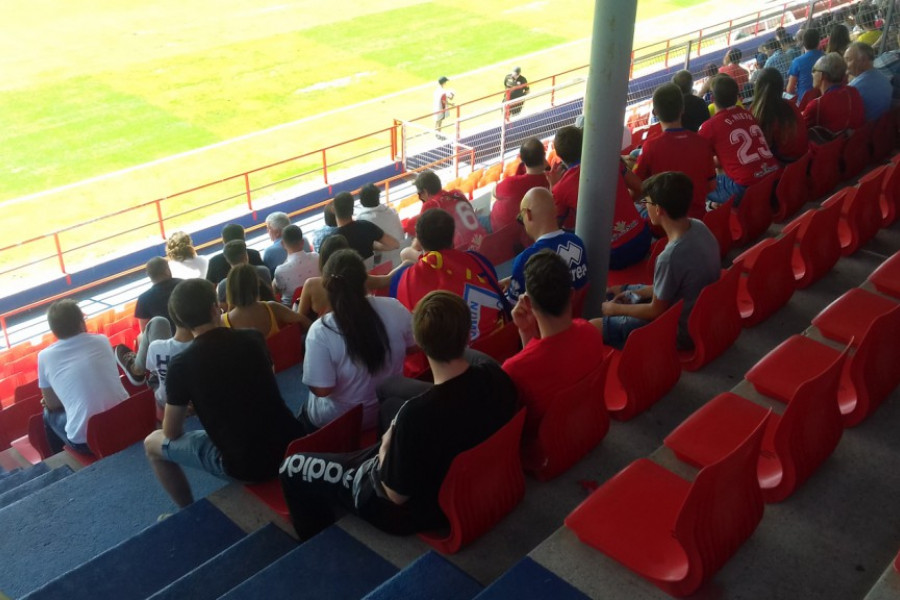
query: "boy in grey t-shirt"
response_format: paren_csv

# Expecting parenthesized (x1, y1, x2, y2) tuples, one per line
(597, 171, 720, 349)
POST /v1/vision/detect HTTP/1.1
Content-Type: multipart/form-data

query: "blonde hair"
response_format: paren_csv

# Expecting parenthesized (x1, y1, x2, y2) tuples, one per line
(166, 231, 196, 262)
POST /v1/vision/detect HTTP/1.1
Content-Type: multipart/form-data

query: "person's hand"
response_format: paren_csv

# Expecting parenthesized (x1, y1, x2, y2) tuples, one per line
(511, 294, 538, 340)
(547, 161, 567, 186)
(400, 246, 422, 263)
(601, 301, 617, 316)
(606, 284, 625, 297)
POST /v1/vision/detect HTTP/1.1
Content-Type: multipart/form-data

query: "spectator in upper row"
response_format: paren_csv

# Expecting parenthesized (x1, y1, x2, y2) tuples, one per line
(490, 137, 550, 232)
(414, 170, 487, 252)
(273, 224, 319, 305)
(765, 27, 802, 81)
(671, 69, 710, 132)
(825, 23, 852, 57)
(846, 42, 893, 122)
(750, 68, 808, 164)
(262, 212, 291, 276)
(206, 223, 265, 284)
(222, 264, 309, 339)
(699, 75, 779, 208)
(718, 47, 750, 91)
(357, 183, 405, 268)
(331, 191, 399, 266)
(215, 240, 275, 307)
(803, 52, 865, 136)
(165, 231, 208, 280)
(854, 4, 882, 46)
(787, 28, 825, 101)
(135, 257, 182, 332)
(875, 30, 900, 105)
(313, 204, 339, 252)
(548, 125, 583, 230)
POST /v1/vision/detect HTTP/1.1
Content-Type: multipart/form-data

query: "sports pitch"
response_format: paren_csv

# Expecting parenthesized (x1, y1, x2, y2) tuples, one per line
(0, 0, 761, 283)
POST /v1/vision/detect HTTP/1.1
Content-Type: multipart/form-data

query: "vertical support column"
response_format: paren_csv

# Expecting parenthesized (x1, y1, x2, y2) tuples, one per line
(880, 1, 895, 55)
(244, 173, 253, 212)
(576, 0, 638, 319)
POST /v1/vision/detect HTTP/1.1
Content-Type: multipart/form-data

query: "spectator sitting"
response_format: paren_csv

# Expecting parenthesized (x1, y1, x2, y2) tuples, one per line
(116, 312, 192, 410)
(39, 300, 128, 455)
(297, 235, 350, 320)
(206, 223, 265, 284)
(874, 30, 900, 105)
(413, 170, 487, 252)
(547, 125, 585, 229)
(144, 279, 306, 508)
(135, 257, 182, 332)
(301, 249, 416, 432)
(223, 264, 310, 339)
(635, 83, 717, 219)
(718, 47, 751, 92)
(312, 203, 339, 252)
(502, 250, 606, 462)
(490, 137, 550, 232)
(356, 183, 405, 268)
(751, 68, 809, 163)
(216, 240, 275, 308)
(699, 75, 779, 208)
(803, 52, 865, 136)
(826, 23, 852, 56)
(165, 231, 208, 280)
(262, 211, 291, 276)
(698, 62, 721, 102)
(331, 191, 399, 266)
(749, 52, 769, 87)
(787, 28, 825, 100)
(671, 69, 710, 132)
(280, 290, 517, 540)
(597, 172, 720, 350)
(765, 27, 803, 81)
(846, 42, 893, 122)
(854, 4, 882, 46)
(273, 224, 319, 305)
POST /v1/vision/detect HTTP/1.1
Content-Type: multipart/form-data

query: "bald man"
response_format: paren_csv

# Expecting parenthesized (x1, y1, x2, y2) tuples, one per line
(504, 187, 589, 304)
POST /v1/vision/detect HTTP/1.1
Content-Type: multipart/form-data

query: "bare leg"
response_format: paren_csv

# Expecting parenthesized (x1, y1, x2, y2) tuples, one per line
(145, 430, 194, 508)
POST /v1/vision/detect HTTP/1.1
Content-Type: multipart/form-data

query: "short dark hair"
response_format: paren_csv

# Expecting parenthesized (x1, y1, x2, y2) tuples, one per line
(438, 76, 449, 85)
(415, 170, 443, 195)
(416, 209, 455, 251)
(653, 83, 684, 123)
(226, 263, 261, 308)
(169, 279, 218, 329)
(333, 192, 354, 220)
(712, 75, 739, 108)
(281, 224, 305, 249)
(359, 183, 381, 208)
(671, 69, 694, 95)
(323, 203, 337, 227)
(146, 256, 170, 282)
(642, 171, 693, 220)
(765, 37, 780, 53)
(413, 291, 470, 362)
(726, 47, 742, 64)
(221, 223, 245, 243)
(524, 250, 572, 317)
(319, 234, 350, 271)
(802, 27, 821, 50)
(553, 126, 582, 164)
(223, 240, 248, 266)
(519, 138, 546, 168)
(47, 299, 84, 339)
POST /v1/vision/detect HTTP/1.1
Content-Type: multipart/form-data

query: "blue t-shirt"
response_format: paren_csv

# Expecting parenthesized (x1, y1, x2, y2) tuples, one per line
(788, 49, 825, 101)
(507, 230, 589, 303)
(765, 47, 800, 80)
(849, 68, 893, 122)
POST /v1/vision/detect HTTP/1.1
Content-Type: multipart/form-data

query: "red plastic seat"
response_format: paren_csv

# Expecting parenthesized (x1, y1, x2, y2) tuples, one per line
(730, 171, 777, 245)
(868, 251, 900, 299)
(469, 320, 520, 364)
(732, 228, 798, 327)
(477, 223, 522, 266)
(0, 375, 22, 409)
(419, 409, 526, 554)
(5, 352, 38, 382)
(773, 152, 811, 222)
(103, 316, 139, 339)
(25, 413, 53, 462)
(702, 199, 733, 259)
(570, 285, 589, 319)
(523, 361, 609, 481)
(290, 285, 304, 306)
(266, 322, 305, 373)
(604, 301, 683, 421)
(871, 110, 895, 162)
(666, 343, 848, 503)
(841, 122, 873, 180)
(566, 409, 769, 597)
(679, 266, 742, 371)
(824, 167, 886, 256)
(879, 160, 900, 227)
(606, 257, 652, 288)
(246, 404, 363, 519)
(87, 388, 156, 459)
(781, 199, 842, 289)
(14, 378, 41, 404)
(0, 394, 42, 452)
(108, 329, 138, 353)
(808, 136, 846, 200)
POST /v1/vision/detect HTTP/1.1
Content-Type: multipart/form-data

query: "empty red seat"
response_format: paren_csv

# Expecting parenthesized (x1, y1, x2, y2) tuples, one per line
(103, 316, 139, 339)
(523, 361, 609, 481)
(808, 136, 846, 200)
(604, 301, 683, 421)
(666, 343, 847, 503)
(477, 223, 522, 266)
(266, 322, 305, 373)
(419, 409, 526, 554)
(108, 329, 138, 353)
(871, 110, 895, 162)
(0, 394, 42, 452)
(469, 321, 520, 364)
(702, 199, 733, 259)
(14, 379, 41, 404)
(679, 266, 742, 371)
(823, 167, 886, 256)
(730, 171, 777, 245)
(841, 122, 873, 180)
(87, 388, 156, 459)
(5, 352, 38, 382)
(879, 160, 900, 227)
(566, 409, 769, 597)
(0, 375, 22, 409)
(732, 228, 798, 327)
(774, 152, 811, 222)
(868, 251, 900, 299)
(781, 199, 842, 289)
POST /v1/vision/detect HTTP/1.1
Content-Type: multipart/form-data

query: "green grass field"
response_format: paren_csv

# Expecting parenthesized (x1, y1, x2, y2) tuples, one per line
(0, 0, 760, 287)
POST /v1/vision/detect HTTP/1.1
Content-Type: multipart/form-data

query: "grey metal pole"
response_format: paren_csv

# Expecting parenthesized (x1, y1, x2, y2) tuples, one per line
(575, 0, 639, 319)
(880, 1, 895, 56)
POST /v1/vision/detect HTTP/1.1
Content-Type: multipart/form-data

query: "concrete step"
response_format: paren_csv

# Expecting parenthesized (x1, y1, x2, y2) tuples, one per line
(0, 462, 48, 496)
(363, 551, 483, 600)
(0, 465, 73, 509)
(473, 557, 589, 600)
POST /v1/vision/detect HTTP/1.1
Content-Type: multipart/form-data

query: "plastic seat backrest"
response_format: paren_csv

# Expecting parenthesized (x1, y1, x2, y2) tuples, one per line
(673, 410, 769, 595)
(571, 285, 589, 319)
(528, 362, 610, 481)
(103, 316, 137, 339)
(605, 301, 683, 420)
(774, 152, 811, 222)
(808, 136, 846, 199)
(682, 266, 742, 371)
(8, 353, 38, 380)
(735, 227, 798, 327)
(108, 329, 138, 352)
(470, 321, 520, 364)
(871, 110, 895, 161)
(647, 236, 668, 280)
(266, 322, 305, 373)
(0, 375, 21, 408)
(419, 408, 526, 554)
(286, 403, 363, 456)
(26, 413, 54, 461)
(788, 199, 842, 288)
(0, 395, 42, 451)
(841, 166, 887, 253)
(841, 122, 873, 180)
(14, 379, 41, 404)
(731, 171, 777, 245)
(880, 161, 900, 226)
(86, 388, 156, 459)
(842, 303, 900, 426)
(702, 200, 733, 259)
(477, 223, 521, 266)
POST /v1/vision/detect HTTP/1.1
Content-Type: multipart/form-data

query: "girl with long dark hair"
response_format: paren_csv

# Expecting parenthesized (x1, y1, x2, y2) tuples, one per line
(751, 68, 808, 163)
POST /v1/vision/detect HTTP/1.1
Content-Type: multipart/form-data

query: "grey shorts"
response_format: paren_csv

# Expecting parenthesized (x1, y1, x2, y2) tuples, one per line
(162, 431, 229, 479)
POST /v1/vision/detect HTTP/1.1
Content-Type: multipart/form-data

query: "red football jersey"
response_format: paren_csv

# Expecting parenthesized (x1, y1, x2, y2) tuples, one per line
(698, 106, 779, 186)
(635, 128, 717, 219)
(491, 172, 549, 231)
(552, 164, 580, 230)
(420, 190, 488, 251)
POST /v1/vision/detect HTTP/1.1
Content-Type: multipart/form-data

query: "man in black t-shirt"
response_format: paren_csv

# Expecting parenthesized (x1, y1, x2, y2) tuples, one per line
(134, 257, 182, 331)
(144, 279, 305, 508)
(328, 191, 398, 261)
(279, 290, 517, 539)
(206, 223, 266, 284)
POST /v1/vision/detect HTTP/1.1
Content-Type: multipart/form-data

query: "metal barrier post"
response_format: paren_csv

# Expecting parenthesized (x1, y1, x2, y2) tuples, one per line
(697, 29, 703, 56)
(684, 40, 693, 70)
(1, 316, 9, 350)
(880, 0, 895, 54)
(551, 75, 557, 106)
(53, 233, 67, 278)
(244, 173, 253, 211)
(727, 20, 733, 45)
(155, 199, 166, 240)
(321, 149, 329, 185)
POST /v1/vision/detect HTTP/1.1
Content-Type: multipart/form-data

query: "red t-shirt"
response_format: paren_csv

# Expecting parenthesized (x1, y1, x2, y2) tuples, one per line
(635, 128, 717, 219)
(502, 320, 607, 460)
(491, 172, 549, 231)
(698, 106, 779, 186)
(552, 164, 580, 230)
(718, 63, 750, 90)
(801, 85, 865, 135)
(612, 162, 644, 248)
(420, 190, 488, 251)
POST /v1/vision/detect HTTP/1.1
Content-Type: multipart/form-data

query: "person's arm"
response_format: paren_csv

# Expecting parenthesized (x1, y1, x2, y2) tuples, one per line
(601, 289, 670, 322)
(511, 294, 539, 346)
(40, 387, 63, 412)
(547, 161, 566, 187)
(373, 232, 400, 252)
(786, 74, 799, 95)
(622, 163, 643, 198)
(162, 404, 188, 441)
(138, 318, 149, 332)
(400, 244, 422, 262)
(297, 279, 317, 317)
(377, 423, 410, 505)
(268, 301, 312, 331)
(308, 385, 336, 397)
(367, 261, 413, 291)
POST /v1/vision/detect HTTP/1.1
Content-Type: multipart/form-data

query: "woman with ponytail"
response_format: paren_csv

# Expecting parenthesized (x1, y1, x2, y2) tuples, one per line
(300, 249, 415, 431)
(751, 67, 808, 163)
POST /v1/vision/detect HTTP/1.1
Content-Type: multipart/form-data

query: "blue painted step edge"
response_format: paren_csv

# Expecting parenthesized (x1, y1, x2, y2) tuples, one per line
(0, 462, 49, 497)
(21, 499, 245, 600)
(147, 523, 297, 600)
(220, 525, 398, 600)
(363, 551, 483, 600)
(0, 466, 73, 510)
(473, 557, 590, 600)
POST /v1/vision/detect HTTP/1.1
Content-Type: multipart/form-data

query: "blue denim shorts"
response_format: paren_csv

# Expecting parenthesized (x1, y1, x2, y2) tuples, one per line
(162, 431, 228, 479)
(601, 315, 650, 349)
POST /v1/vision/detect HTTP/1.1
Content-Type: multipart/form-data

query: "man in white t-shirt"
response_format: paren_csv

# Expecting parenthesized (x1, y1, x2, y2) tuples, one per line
(273, 224, 320, 305)
(38, 300, 128, 454)
(357, 183, 405, 267)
